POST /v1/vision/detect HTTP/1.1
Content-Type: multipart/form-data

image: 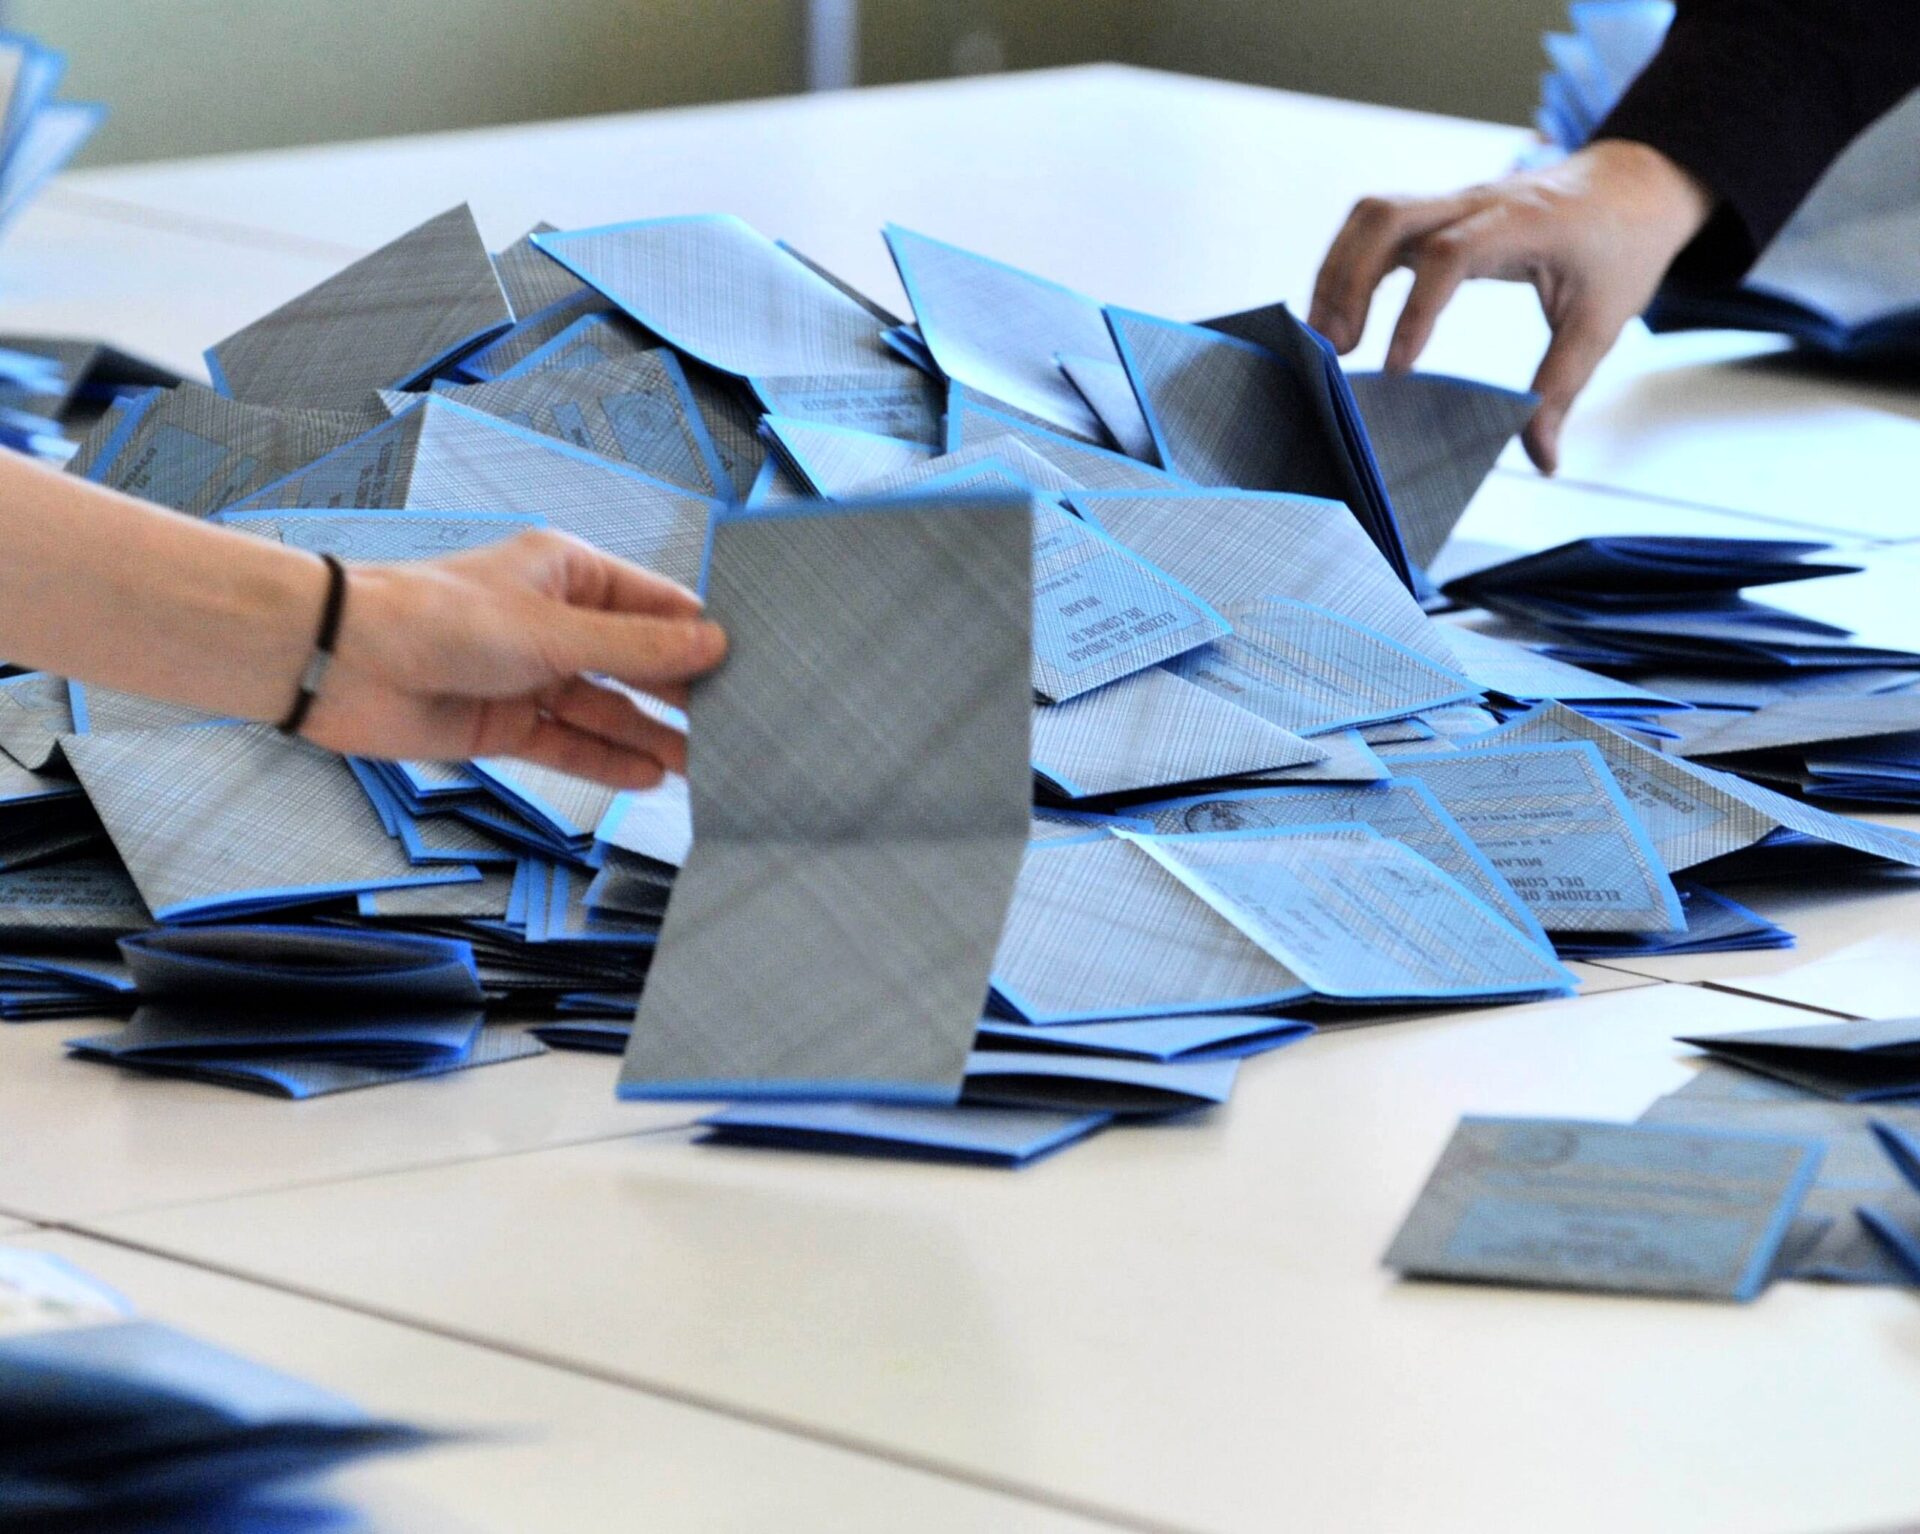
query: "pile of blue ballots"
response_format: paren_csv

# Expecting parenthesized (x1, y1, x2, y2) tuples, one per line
(61, 926, 523, 1100)
(5, 204, 1920, 1168)
(0, 1246, 437, 1530)
(1445, 537, 1920, 819)
(1532, 0, 1920, 359)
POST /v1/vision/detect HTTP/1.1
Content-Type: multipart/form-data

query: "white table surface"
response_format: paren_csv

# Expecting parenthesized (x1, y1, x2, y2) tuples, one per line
(4, 61, 1919, 1534)
(0, 1020, 707, 1224)
(82, 986, 1920, 1534)
(6, 1231, 1124, 1534)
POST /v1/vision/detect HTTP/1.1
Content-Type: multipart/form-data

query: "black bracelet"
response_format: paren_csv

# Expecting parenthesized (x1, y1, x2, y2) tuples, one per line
(276, 553, 348, 736)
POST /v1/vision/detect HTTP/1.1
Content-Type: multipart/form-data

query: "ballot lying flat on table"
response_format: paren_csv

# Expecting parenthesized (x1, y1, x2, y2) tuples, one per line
(1386, 1116, 1825, 1301)
(700, 1099, 1112, 1167)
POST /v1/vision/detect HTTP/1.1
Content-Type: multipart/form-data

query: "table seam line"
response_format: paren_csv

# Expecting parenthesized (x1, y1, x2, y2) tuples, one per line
(1574, 968, 1875, 1021)
(40, 184, 372, 263)
(38, 1220, 1196, 1534)
(1485, 465, 1900, 540)
(0, 1116, 707, 1228)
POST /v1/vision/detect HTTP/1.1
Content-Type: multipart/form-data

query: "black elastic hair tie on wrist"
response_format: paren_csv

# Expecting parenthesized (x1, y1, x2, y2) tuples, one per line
(277, 553, 348, 737)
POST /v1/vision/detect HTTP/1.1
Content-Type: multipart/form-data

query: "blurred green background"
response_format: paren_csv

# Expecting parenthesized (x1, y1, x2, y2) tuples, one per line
(12, 0, 1566, 166)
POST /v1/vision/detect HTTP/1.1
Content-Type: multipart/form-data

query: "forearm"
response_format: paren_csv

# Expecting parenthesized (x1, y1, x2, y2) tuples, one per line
(0, 451, 323, 723)
(1598, 0, 1920, 278)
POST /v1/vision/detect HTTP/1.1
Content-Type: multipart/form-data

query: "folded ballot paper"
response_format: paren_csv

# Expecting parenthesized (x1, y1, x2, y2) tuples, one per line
(1679, 1016, 1920, 1103)
(992, 827, 1573, 1025)
(1552, 882, 1791, 960)
(1444, 536, 1915, 674)
(620, 493, 1033, 1104)
(63, 726, 475, 922)
(1462, 704, 1920, 877)
(211, 394, 719, 590)
(1, 333, 181, 468)
(1533, 1, 1920, 358)
(76, 383, 389, 516)
(1341, 371, 1537, 572)
(1664, 692, 1920, 801)
(62, 925, 543, 1098)
(1384, 743, 1686, 936)
(423, 351, 735, 497)
(700, 1100, 1112, 1167)
(208, 205, 513, 407)
(1134, 781, 1550, 950)
(1108, 303, 1412, 585)
(0, 34, 101, 239)
(0, 1247, 435, 1529)
(1386, 1116, 1824, 1301)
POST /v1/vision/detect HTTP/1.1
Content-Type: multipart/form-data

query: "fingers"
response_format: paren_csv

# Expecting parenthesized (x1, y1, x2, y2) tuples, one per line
(488, 705, 674, 790)
(1523, 296, 1629, 474)
(1384, 209, 1514, 374)
(541, 674, 689, 776)
(1309, 192, 1473, 352)
(559, 607, 728, 692)
(467, 527, 707, 618)
(551, 535, 708, 619)
(479, 530, 727, 690)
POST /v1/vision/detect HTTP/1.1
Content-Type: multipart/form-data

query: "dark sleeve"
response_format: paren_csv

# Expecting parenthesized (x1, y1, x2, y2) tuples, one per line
(1595, 0, 1920, 280)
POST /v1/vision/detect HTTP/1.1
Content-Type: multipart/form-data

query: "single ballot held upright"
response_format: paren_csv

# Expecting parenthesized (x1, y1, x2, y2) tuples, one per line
(620, 491, 1034, 1103)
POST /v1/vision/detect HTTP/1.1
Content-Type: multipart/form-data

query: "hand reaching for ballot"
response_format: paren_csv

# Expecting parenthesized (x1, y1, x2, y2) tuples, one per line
(0, 450, 727, 792)
(301, 530, 727, 788)
(1308, 139, 1714, 473)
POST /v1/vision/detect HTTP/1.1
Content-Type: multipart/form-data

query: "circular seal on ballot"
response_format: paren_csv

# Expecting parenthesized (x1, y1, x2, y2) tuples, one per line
(1182, 802, 1252, 833)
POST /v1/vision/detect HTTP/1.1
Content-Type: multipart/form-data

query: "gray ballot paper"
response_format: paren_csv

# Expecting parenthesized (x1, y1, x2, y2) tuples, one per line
(1386, 1116, 1823, 1301)
(621, 493, 1033, 1103)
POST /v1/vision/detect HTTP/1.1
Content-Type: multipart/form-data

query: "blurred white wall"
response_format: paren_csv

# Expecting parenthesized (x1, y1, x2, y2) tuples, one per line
(13, 0, 1556, 167)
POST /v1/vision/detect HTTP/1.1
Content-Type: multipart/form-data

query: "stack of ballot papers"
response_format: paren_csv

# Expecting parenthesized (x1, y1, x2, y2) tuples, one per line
(1442, 536, 1920, 675)
(0, 1246, 437, 1529)
(10, 200, 1920, 1167)
(1531, 0, 1920, 358)
(1662, 691, 1920, 806)
(64, 925, 546, 1099)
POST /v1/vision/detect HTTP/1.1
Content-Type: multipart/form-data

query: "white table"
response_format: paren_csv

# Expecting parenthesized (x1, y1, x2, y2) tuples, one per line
(81, 986, 1920, 1534)
(6, 63, 1920, 1534)
(10, 1231, 1118, 1534)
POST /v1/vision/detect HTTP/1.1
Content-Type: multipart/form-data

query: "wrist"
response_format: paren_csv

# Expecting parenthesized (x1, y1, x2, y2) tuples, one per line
(275, 553, 351, 736)
(1586, 138, 1716, 246)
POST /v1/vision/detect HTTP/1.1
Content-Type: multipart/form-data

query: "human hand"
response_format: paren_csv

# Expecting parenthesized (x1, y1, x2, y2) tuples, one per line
(301, 529, 727, 788)
(1309, 139, 1714, 472)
